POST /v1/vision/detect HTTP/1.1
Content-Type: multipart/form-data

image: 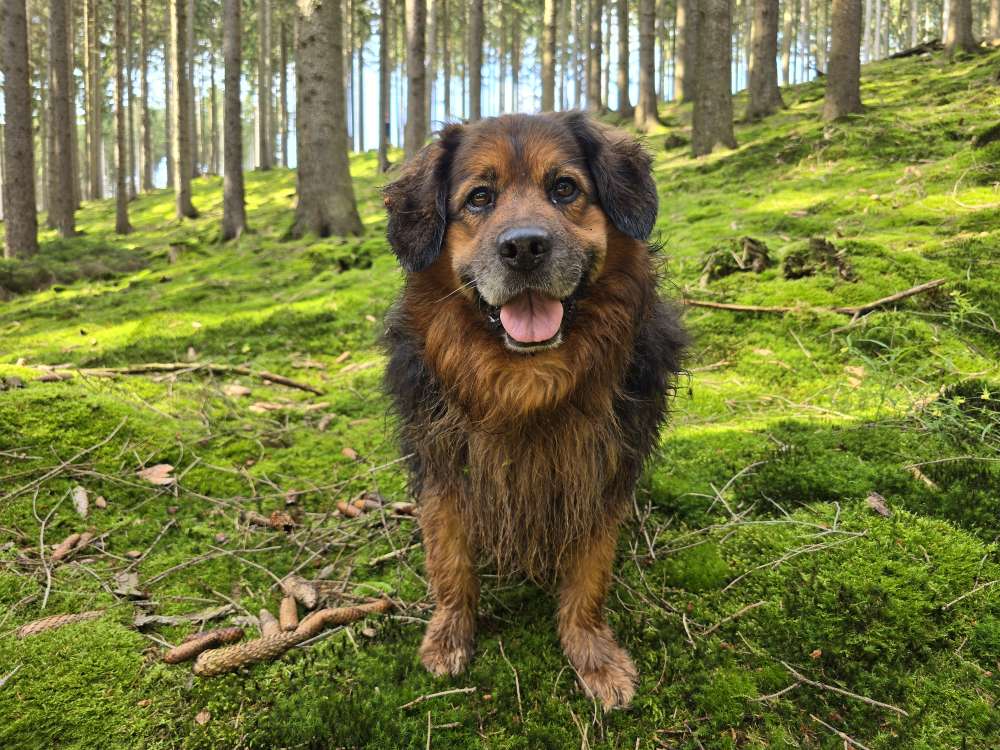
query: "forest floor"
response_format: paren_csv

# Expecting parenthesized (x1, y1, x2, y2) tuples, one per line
(2, 48, 999, 749)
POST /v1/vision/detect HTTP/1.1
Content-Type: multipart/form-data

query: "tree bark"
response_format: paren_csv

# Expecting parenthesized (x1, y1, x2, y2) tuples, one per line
(541, 0, 558, 110)
(692, 0, 737, 156)
(425, 0, 437, 128)
(944, 0, 977, 54)
(378, 0, 390, 171)
(862, 0, 872, 60)
(222, 0, 247, 240)
(442, 0, 450, 117)
(674, 0, 699, 100)
(635, 0, 658, 128)
(164, 34, 174, 188)
(746, 0, 785, 119)
(258, 0, 273, 169)
(616, 0, 632, 116)
(280, 19, 289, 164)
(798, 0, 810, 73)
(209, 53, 219, 174)
(85, 0, 103, 199)
(468, 0, 483, 120)
(186, 0, 198, 178)
(1, 0, 39, 258)
(68, 1, 81, 209)
(48, 0, 76, 236)
(126, 0, 137, 197)
(511, 8, 520, 107)
(822, 0, 863, 120)
(113, 0, 131, 233)
(169, 0, 197, 217)
(404, 0, 426, 158)
(990, 0, 1000, 41)
(781, 0, 795, 83)
(587, 0, 604, 111)
(293, 0, 363, 237)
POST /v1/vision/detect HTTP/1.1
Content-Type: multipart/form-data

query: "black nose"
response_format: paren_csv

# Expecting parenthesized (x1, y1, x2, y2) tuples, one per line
(497, 226, 552, 272)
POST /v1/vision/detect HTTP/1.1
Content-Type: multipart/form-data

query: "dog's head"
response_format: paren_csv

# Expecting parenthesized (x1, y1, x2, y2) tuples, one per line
(383, 113, 658, 353)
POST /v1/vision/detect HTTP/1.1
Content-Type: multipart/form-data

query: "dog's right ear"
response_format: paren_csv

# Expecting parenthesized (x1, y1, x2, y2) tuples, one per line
(383, 124, 463, 273)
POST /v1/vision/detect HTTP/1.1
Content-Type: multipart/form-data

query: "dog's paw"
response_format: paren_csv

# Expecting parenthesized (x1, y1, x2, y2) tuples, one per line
(574, 643, 638, 710)
(419, 633, 473, 676)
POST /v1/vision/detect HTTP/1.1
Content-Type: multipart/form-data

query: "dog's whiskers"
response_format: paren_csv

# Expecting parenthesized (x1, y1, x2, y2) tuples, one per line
(433, 280, 476, 304)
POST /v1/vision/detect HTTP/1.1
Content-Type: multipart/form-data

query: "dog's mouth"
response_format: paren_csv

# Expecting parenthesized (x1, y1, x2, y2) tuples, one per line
(480, 288, 583, 354)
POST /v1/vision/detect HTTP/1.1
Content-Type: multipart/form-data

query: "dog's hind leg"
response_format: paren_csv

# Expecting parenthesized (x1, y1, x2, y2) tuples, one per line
(556, 522, 637, 710)
(418, 490, 479, 676)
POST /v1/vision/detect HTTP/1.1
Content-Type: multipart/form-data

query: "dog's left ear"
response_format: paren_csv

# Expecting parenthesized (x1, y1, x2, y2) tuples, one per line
(564, 113, 658, 241)
(383, 124, 463, 272)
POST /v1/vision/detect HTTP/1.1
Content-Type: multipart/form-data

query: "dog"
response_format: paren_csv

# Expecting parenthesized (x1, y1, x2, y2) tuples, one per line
(382, 112, 686, 709)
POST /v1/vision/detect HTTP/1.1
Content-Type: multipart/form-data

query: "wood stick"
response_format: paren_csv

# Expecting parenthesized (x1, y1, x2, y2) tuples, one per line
(33, 362, 322, 395)
(682, 279, 946, 318)
(781, 661, 909, 716)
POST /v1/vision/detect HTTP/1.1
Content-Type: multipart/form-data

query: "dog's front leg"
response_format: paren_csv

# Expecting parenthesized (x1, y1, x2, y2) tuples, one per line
(556, 523, 637, 709)
(418, 490, 479, 676)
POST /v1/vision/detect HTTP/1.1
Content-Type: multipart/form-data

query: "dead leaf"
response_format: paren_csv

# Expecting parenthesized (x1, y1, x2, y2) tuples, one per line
(865, 492, 891, 518)
(788, 209, 809, 218)
(846, 376, 863, 389)
(223, 384, 252, 397)
(341, 447, 359, 461)
(72, 486, 89, 518)
(137, 464, 175, 486)
(137, 699, 152, 708)
(269, 510, 297, 531)
(809, 649, 822, 660)
(844, 365, 865, 378)
(194, 710, 211, 726)
(125, 549, 143, 559)
(114, 570, 145, 599)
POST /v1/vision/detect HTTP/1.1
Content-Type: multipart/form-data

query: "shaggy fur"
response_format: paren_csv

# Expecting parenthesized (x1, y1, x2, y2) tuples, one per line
(382, 113, 686, 708)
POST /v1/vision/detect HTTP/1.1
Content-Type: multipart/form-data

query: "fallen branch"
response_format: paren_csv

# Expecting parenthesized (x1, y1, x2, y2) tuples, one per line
(33, 362, 322, 395)
(682, 279, 946, 318)
(810, 713, 874, 750)
(400, 686, 478, 711)
(781, 661, 909, 716)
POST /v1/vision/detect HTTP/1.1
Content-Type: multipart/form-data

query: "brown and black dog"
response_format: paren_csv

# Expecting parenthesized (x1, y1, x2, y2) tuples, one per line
(382, 112, 686, 709)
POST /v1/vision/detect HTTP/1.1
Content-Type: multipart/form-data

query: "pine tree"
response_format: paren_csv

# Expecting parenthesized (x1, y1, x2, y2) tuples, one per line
(746, 0, 785, 120)
(222, 0, 247, 240)
(113, 0, 132, 233)
(404, 0, 427, 157)
(823, 0, 863, 119)
(692, 0, 737, 155)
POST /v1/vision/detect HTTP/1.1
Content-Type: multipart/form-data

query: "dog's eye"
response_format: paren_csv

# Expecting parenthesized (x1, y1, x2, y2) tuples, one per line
(551, 177, 579, 204)
(466, 187, 494, 211)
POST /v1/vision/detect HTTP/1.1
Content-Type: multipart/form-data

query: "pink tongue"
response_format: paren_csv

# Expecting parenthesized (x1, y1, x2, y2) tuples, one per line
(499, 291, 564, 344)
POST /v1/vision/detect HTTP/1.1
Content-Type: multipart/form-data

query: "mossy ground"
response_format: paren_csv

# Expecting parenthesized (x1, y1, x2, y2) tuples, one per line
(1, 50, 999, 749)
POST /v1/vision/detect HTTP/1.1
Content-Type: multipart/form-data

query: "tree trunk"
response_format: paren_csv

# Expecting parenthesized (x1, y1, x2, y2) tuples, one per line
(293, 0, 363, 237)
(378, 0, 390, 171)
(426, 0, 437, 128)
(692, 0, 737, 156)
(616, 0, 632, 116)
(511, 8, 520, 107)
(798, 0, 810, 73)
(258, 0, 273, 169)
(209, 54, 219, 174)
(817, 0, 829, 72)
(280, 19, 289, 164)
(781, 0, 795, 83)
(675, 0, 699, 100)
(169, 0, 197, 216)
(635, 0, 659, 128)
(747, 0, 785, 119)
(823, 0, 862, 119)
(587, 0, 604, 111)
(164, 34, 174, 188)
(541, 0, 558, 110)
(944, 0, 977, 54)
(48, 0, 76, 236)
(222, 0, 247, 240)
(990, 0, 1000, 41)
(113, 0, 131, 233)
(862, 0, 872, 60)
(85, 0, 103, 199)
(404, 0, 426, 157)
(873, 0, 882, 58)
(442, 0, 450, 117)
(356, 27, 365, 149)
(1, 0, 39, 257)
(186, 0, 198, 178)
(559, 0, 570, 108)
(499, 8, 507, 112)
(126, 0, 137, 197)
(68, 1, 81, 209)
(573, 0, 582, 108)
(468, 0, 483, 120)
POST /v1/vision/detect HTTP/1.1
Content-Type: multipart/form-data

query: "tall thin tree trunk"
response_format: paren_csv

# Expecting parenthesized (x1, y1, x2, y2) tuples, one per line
(873, 0, 882, 58)
(616, 0, 632, 116)
(603, 0, 612, 105)
(692, 0, 737, 155)
(404, 0, 426, 157)
(280, 20, 290, 164)
(222, 0, 247, 240)
(559, 0, 570, 108)
(356, 30, 365, 149)
(635, 0, 659, 128)
(113, 0, 131, 232)
(862, 0, 873, 60)
(468, 0, 484, 120)
(187, 0, 198, 178)
(542, 0, 558, 110)
(169, 0, 197, 216)
(293, 0, 363, 237)
(165, 34, 174, 188)
(426, 0, 437, 127)
(818, 0, 829, 72)
(48, 0, 76, 236)
(823, 0, 863, 119)
(573, 0, 582, 108)
(511, 9, 520, 107)
(258, 0, 273, 169)
(499, 7, 507, 112)
(799, 0, 811, 72)
(442, 0, 451, 117)
(675, 0, 699, 100)
(85, 0, 103, 199)
(210, 54, 219, 174)
(990, 0, 1000, 41)
(126, 0, 136, 197)
(587, 0, 604, 110)
(747, 0, 785, 118)
(378, 0, 390, 171)
(944, 0, 977, 53)
(68, 1, 81, 209)
(1, 0, 40, 257)
(781, 0, 795, 83)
